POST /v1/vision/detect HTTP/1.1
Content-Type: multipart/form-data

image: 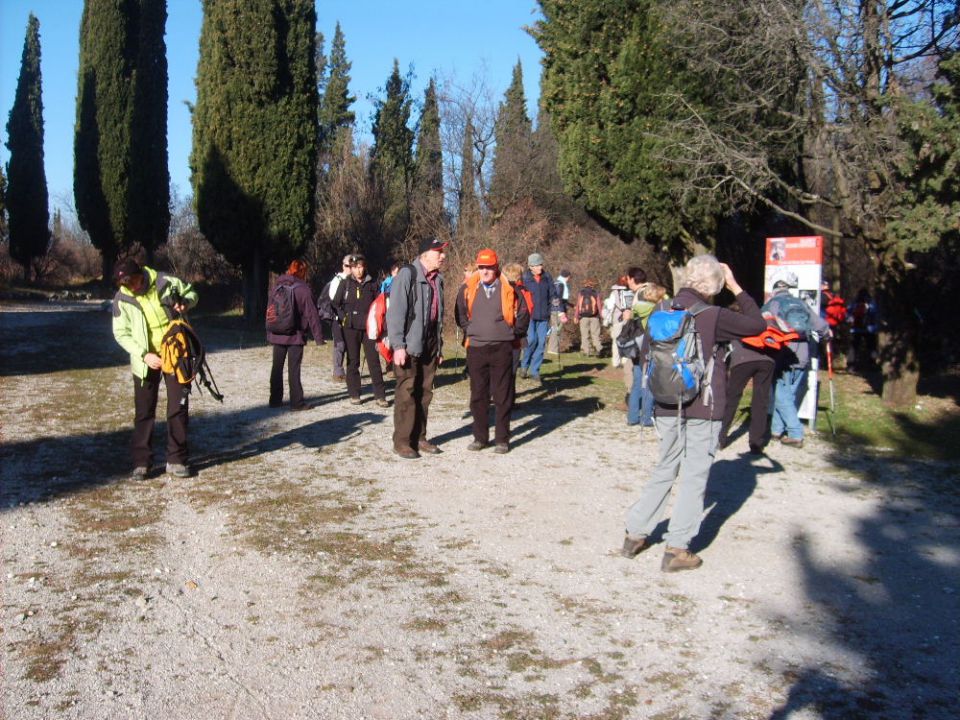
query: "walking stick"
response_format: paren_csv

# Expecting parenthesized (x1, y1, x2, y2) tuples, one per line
(825, 338, 837, 436)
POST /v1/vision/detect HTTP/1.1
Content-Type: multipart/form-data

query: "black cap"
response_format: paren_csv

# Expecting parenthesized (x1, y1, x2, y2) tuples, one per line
(418, 237, 448, 254)
(114, 258, 143, 286)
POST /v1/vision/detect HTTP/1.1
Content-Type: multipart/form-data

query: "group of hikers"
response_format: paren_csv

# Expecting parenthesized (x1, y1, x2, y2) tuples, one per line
(111, 243, 846, 573)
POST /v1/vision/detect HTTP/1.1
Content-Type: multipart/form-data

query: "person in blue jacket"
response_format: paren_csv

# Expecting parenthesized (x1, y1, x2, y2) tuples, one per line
(518, 252, 564, 382)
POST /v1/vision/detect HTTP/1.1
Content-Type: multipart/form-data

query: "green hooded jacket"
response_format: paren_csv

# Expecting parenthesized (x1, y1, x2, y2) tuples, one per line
(112, 267, 198, 379)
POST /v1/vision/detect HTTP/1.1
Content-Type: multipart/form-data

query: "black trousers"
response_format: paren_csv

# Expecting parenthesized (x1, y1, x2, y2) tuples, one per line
(269, 343, 305, 407)
(467, 342, 516, 444)
(720, 359, 774, 449)
(342, 326, 386, 401)
(132, 369, 189, 468)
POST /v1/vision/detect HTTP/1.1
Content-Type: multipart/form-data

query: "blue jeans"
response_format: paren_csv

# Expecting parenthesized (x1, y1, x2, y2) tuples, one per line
(521, 319, 550, 378)
(771, 367, 807, 440)
(627, 363, 654, 426)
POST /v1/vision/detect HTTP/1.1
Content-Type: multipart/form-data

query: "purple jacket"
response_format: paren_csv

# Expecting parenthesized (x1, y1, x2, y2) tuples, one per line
(266, 274, 325, 346)
(643, 288, 766, 421)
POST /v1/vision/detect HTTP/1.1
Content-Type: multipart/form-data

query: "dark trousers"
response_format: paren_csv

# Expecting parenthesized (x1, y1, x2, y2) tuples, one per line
(467, 342, 516, 444)
(392, 344, 438, 450)
(343, 326, 386, 400)
(720, 360, 774, 448)
(269, 343, 304, 407)
(132, 370, 189, 468)
(331, 322, 346, 377)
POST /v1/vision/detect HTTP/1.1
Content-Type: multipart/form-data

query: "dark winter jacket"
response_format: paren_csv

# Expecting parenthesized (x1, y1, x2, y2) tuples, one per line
(641, 288, 766, 421)
(386, 260, 445, 358)
(521, 269, 559, 321)
(333, 274, 378, 331)
(266, 274, 325, 346)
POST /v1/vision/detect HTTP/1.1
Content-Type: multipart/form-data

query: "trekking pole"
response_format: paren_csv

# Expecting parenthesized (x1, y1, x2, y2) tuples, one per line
(826, 338, 837, 436)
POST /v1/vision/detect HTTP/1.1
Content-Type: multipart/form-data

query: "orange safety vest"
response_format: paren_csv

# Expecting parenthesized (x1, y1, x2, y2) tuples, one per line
(463, 273, 518, 348)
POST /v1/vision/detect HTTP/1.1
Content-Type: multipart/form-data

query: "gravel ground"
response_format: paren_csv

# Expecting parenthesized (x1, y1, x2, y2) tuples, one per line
(1, 300, 958, 720)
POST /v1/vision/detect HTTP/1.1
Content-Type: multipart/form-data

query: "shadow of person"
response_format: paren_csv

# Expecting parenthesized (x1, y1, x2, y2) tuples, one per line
(690, 455, 784, 553)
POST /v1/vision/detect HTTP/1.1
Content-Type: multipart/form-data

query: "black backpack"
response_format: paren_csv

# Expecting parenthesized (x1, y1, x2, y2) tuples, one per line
(265, 281, 298, 334)
(578, 288, 599, 317)
(316, 279, 337, 323)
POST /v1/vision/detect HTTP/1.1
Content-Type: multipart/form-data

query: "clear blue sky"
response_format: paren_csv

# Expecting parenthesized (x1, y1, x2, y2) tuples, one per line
(0, 0, 544, 217)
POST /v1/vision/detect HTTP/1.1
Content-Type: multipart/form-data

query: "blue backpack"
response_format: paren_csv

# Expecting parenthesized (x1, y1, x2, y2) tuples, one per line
(643, 300, 714, 406)
(761, 293, 811, 335)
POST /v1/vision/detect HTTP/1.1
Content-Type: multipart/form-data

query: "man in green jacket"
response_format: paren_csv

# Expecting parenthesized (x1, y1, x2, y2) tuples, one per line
(112, 259, 198, 479)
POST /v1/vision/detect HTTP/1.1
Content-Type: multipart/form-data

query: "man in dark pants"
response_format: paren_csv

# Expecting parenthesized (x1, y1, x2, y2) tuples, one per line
(386, 237, 447, 459)
(719, 338, 775, 454)
(267, 259, 326, 410)
(456, 248, 530, 453)
(112, 259, 198, 479)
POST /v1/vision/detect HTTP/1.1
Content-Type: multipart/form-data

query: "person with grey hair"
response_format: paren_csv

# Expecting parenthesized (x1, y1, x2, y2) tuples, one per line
(621, 255, 766, 572)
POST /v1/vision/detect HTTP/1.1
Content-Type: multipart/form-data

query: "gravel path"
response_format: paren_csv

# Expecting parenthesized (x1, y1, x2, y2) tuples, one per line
(1, 300, 958, 719)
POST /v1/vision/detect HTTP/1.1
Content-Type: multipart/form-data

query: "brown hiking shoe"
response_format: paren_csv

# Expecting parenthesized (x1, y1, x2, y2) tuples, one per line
(780, 436, 804, 448)
(661, 546, 703, 572)
(620, 533, 649, 559)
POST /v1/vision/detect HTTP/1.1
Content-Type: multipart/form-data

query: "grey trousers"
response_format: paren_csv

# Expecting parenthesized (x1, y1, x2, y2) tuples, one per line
(625, 415, 721, 549)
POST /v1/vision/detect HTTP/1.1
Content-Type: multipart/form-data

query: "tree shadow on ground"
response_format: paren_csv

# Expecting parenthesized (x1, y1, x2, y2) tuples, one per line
(0, 402, 379, 510)
(767, 448, 959, 719)
(0, 306, 128, 376)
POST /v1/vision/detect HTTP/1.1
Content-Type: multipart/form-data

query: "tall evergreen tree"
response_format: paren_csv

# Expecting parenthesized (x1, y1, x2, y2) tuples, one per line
(318, 22, 355, 154)
(5, 14, 49, 280)
(412, 79, 445, 235)
(489, 60, 534, 215)
(75, 0, 169, 282)
(370, 60, 414, 258)
(458, 116, 481, 230)
(0, 161, 7, 242)
(533, 0, 720, 255)
(191, 0, 318, 320)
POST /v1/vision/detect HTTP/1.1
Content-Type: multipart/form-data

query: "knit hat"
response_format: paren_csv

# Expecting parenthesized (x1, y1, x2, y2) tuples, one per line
(527, 253, 545, 267)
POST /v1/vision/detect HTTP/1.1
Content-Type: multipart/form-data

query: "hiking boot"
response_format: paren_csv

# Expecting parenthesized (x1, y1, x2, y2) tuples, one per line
(393, 445, 420, 460)
(166, 463, 191, 478)
(661, 546, 703, 572)
(748, 443, 765, 455)
(131, 466, 150, 481)
(349, 397, 363, 405)
(268, 400, 283, 408)
(493, 442, 510, 454)
(780, 436, 804, 448)
(333, 374, 346, 383)
(467, 440, 488, 451)
(620, 533, 649, 559)
(375, 398, 390, 408)
(290, 403, 316, 411)
(418, 441, 441, 455)
(519, 368, 529, 379)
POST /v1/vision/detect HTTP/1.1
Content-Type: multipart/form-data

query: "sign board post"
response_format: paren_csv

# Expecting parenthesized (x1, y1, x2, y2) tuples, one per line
(764, 236, 824, 425)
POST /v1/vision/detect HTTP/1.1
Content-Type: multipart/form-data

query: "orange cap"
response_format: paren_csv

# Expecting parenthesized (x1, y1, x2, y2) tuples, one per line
(476, 248, 498, 267)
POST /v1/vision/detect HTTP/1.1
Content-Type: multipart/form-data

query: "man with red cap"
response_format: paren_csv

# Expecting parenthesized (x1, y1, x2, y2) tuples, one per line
(455, 248, 530, 453)
(386, 237, 448, 459)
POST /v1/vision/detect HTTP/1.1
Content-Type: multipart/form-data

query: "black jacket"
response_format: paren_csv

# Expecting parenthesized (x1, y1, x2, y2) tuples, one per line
(333, 274, 378, 331)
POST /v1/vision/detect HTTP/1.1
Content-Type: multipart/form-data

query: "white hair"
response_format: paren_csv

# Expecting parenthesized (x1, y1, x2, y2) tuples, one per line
(683, 254, 724, 297)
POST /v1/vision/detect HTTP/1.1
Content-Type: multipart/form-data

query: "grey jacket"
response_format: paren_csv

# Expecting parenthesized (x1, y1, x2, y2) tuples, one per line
(386, 260, 444, 358)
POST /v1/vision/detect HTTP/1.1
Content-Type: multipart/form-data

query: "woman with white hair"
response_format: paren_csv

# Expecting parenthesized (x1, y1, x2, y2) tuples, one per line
(621, 254, 766, 572)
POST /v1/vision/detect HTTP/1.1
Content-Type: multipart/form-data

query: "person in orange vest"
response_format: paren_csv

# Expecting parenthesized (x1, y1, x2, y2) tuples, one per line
(455, 248, 531, 453)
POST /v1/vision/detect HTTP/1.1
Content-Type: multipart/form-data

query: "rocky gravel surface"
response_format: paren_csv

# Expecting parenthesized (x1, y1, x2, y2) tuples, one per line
(1, 300, 958, 719)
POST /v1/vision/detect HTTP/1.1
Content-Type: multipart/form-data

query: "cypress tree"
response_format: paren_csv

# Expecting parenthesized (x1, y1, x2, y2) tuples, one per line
(5, 14, 49, 281)
(458, 116, 481, 231)
(0, 162, 7, 242)
(489, 61, 534, 215)
(191, 0, 318, 320)
(318, 22, 356, 154)
(74, 0, 169, 282)
(370, 60, 414, 259)
(412, 78, 445, 235)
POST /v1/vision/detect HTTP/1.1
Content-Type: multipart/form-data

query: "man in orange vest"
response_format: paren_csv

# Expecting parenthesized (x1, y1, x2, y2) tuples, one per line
(455, 248, 531, 453)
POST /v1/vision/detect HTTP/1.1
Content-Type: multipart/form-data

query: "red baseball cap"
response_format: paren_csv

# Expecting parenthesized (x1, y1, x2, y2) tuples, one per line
(475, 248, 499, 267)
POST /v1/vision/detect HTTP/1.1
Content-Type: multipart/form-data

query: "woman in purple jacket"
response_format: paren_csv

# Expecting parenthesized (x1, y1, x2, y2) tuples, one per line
(267, 260, 325, 410)
(620, 255, 766, 572)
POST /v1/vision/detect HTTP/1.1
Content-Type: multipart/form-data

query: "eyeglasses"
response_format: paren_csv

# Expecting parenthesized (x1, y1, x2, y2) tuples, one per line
(477, 265, 497, 271)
